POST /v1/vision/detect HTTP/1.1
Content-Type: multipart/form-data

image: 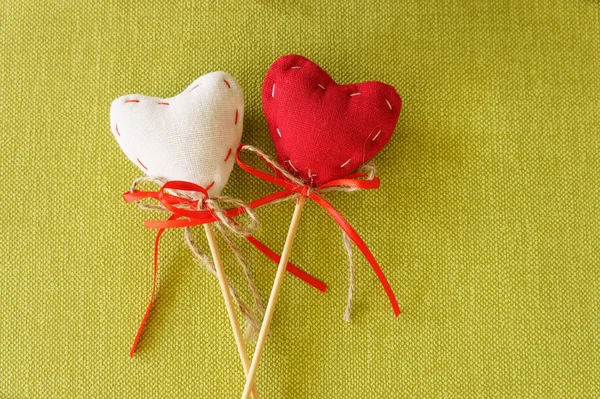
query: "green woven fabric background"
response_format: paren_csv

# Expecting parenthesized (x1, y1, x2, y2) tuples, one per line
(2, 1, 600, 397)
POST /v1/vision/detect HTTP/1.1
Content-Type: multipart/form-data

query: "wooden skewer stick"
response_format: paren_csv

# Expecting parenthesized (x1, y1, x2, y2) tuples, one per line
(203, 223, 260, 399)
(240, 196, 307, 399)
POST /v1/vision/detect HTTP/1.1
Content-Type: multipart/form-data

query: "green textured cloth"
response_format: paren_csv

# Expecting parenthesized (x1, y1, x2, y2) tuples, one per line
(1, 1, 600, 397)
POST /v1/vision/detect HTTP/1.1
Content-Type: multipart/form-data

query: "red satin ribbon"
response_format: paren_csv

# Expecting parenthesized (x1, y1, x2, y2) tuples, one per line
(123, 180, 327, 357)
(235, 145, 401, 317)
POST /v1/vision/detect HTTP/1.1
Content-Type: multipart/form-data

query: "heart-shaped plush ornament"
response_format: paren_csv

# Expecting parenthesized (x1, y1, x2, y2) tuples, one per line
(262, 55, 401, 186)
(110, 71, 244, 197)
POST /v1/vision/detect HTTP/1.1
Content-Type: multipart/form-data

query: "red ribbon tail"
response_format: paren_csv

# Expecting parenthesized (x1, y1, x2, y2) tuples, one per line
(244, 235, 327, 293)
(235, 145, 399, 316)
(129, 223, 169, 357)
(223, 212, 326, 292)
(311, 193, 401, 316)
(129, 298, 153, 357)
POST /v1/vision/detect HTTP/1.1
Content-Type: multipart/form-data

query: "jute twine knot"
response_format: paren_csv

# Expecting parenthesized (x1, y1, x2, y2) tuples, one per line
(129, 176, 265, 340)
(239, 144, 378, 321)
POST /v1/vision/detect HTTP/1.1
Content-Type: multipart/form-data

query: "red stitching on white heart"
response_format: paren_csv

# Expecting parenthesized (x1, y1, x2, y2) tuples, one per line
(271, 84, 275, 98)
(286, 160, 298, 172)
(385, 99, 392, 110)
(115, 124, 120, 137)
(190, 84, 199, 92)
(350, 92, 361, 97)
(235, 109, 239, 125)
(206, 181, 215, 191)
(371, 129, 382, 141)
(158, 102, 169, 105)
(225, 148, 232, 162)
(224, 79, 231, 88)
(317, 84, 326, 90)
(126, 99, 139, 103)
(340, 159, 351, 168)
(276, 127, 282, 137)
(137, 158, 148, 170)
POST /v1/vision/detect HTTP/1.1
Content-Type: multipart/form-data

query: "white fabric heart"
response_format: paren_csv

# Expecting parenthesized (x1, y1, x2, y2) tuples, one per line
(110, 71, 244, 197)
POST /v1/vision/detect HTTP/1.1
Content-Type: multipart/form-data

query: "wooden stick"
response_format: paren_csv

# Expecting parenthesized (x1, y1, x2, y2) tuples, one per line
(240, 196, 307, 399)
(203, 223, 260, 399)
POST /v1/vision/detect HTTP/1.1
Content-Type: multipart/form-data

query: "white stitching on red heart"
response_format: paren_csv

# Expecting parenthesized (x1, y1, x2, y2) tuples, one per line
(262, 54, 401, 186)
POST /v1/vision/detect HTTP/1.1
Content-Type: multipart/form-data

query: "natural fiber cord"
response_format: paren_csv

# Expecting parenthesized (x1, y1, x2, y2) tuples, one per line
(1, 1, 600, 398)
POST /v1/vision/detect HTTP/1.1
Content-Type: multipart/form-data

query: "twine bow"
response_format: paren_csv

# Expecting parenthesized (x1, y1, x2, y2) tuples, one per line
(123, 177, 326, 357)
(235, 144, 401, 319)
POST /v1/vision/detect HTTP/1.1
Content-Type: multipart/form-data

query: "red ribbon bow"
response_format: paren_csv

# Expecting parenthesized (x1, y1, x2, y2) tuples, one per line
(122, 180, 327, 357)
(235, 145, 401, 317)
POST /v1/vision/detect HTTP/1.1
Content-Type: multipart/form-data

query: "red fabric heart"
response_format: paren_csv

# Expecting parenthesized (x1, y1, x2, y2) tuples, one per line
(262, 54, 402, 186)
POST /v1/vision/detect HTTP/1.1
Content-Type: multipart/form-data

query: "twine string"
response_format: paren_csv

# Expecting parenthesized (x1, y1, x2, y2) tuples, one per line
(342, 232, 355, 322)
(183, 225, 262, 339)
(128, 176, 265, 346)
(237, 144, 383, 320)
(215, 221, 266, 339)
